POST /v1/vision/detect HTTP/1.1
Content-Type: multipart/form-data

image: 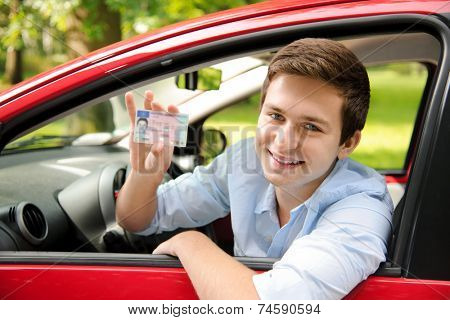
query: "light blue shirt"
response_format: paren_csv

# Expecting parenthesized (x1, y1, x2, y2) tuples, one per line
(136, 138, 393, 299)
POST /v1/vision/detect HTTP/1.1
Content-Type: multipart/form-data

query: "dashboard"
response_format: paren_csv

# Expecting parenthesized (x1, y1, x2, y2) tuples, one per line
(0, 145, 131, 252)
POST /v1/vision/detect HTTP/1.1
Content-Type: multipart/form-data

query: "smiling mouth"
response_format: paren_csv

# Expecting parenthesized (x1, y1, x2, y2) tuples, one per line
(267, 149, 305, 167)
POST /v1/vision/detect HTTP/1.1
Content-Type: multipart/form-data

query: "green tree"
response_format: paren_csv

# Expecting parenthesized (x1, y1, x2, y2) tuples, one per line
(1, 0, 27, 84)
(65, 0, 121, 59)
(0, 0, 261, 84)
(108, 0, 261, 38)
(0, 0, 73, 84)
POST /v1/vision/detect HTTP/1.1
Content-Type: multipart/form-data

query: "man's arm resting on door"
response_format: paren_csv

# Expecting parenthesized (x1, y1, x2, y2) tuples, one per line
(153, 230, 260, 300)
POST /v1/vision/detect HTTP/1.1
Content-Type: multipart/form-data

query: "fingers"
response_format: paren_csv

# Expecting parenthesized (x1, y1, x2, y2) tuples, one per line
(143, 90, 154, 110)
(137, 141, 149, 169)
(152, 240, 171, 255)
(144, 89, 170, 113)
(132, 90, 178, 114)
(167, 104, 179, 114)
(125, 92, 137, 124)
(129, 90, 176, 175)
(144, 141, 164, 173)
(151, 101, 165, 112)
(151, 141, 164, 154)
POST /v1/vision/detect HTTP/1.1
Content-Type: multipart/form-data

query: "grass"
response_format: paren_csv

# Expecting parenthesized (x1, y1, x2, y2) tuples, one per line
(351, 65, 427, 169)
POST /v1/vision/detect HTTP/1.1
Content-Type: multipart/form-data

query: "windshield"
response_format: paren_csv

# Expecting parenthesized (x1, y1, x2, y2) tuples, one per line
(4, 99, 130, 152)
(3, 56, 266, 153)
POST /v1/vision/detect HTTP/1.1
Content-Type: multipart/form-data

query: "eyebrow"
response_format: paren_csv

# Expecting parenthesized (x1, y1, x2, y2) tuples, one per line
(264, 103, 330, 128)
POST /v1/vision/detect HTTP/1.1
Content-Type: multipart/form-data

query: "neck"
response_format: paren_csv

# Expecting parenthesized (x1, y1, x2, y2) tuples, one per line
(274, 181, 320, 228)
(275, 159, 338, 214)
(274, 185, 311, 214)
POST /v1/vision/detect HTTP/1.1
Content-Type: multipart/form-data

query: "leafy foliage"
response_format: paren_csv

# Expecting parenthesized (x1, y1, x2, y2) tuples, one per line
(0, 0, 261, 84)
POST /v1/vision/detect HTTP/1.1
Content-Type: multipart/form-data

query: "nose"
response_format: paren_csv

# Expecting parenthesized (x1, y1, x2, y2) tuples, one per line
(274, 123, 302, 151)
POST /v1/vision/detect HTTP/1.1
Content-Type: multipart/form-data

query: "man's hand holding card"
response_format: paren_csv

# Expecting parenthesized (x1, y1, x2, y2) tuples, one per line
(125, 90, 185, 177)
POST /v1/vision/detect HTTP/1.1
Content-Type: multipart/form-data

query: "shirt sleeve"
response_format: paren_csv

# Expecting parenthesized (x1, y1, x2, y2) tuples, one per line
(134, 149, 231, 236)
(252, 194, 392, 299)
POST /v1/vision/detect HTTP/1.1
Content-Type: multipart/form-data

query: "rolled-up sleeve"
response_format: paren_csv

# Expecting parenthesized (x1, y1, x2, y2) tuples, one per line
(135, 150, 231, 236)
(253, 198, 392, 299)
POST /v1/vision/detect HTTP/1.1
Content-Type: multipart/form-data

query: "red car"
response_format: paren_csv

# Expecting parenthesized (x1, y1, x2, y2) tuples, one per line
(0, 0, 449, 299)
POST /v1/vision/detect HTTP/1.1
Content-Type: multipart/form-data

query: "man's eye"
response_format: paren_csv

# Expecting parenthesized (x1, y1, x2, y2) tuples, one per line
(269, 113, 283, 121)
(304, 123, 319, 131)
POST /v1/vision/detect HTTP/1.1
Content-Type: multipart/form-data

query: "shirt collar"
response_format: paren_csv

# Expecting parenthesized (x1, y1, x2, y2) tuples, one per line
(253, 160, 343, 215)
(254, 182, 276, 214)
(306, 157, 388, 213)
(302, 158, 345, 213)
(253, 157, 386, 215)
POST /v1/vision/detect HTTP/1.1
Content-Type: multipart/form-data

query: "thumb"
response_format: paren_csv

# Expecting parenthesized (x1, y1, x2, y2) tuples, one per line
(144, 141, 164, 173)
(152, 243, 165, 255)
(152, 240, 174, 256)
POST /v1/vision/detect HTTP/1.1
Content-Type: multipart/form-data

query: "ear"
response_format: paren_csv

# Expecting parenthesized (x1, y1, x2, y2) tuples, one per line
(337, 130, 361, 160)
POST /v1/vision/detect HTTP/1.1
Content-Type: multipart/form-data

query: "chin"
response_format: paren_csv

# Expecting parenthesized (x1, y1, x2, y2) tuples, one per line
(262, 171, 284, 186)
(262, 162, 304, 186)
(263, 160, 323, 192)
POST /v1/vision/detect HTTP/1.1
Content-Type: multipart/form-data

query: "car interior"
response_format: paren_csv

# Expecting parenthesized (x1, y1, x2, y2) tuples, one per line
(0, 29, 441, 272)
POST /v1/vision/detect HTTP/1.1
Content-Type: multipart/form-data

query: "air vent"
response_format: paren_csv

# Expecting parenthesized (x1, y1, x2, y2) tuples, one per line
(17, 202, 48, 245)
(8, 206, 16, 223)
(113, 168, 126, 200)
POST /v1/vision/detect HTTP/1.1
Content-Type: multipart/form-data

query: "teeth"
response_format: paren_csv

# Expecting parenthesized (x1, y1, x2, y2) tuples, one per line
(271, 153, 302, 165)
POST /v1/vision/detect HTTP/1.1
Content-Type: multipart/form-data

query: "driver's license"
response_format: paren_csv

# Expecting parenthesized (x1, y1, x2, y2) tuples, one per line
(134, 110, 189, 147)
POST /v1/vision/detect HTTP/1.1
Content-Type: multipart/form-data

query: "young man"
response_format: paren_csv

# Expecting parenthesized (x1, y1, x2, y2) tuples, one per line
(116, 38, 393, 299)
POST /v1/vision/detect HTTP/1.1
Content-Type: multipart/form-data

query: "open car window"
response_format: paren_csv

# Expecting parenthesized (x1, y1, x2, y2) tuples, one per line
(0, 31, 440, 258)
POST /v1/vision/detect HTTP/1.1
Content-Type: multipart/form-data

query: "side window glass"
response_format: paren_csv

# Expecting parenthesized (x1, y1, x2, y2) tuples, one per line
(351, 62, 428, 170)
(202, 93, 260, 164)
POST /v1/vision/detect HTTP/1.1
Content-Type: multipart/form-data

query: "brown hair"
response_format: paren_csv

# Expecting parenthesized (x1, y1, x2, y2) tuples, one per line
(260, 38, 370, 144)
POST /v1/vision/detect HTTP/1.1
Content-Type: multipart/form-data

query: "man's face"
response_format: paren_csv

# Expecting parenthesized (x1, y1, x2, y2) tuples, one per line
(255, 74, 348, 194)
